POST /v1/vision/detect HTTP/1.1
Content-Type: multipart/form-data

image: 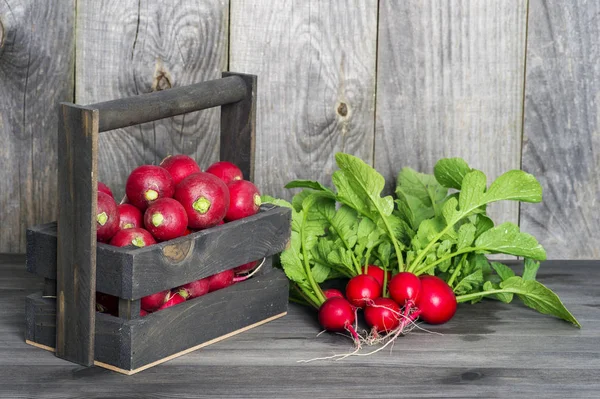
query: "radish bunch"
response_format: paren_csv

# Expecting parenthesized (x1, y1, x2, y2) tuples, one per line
(93, 155, 266, 317)
(318, 265, 457, 343)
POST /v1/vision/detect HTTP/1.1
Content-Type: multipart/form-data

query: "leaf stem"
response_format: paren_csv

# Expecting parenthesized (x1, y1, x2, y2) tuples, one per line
(300, 215, 327, 304)
(447, 254, 468, 288)
(455, 289, 510, 303)
(292, 284, 320, 309)
(414, 247, 480, 276)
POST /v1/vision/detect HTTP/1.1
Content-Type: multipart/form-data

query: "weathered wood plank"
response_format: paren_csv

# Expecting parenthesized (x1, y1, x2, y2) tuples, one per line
(229, 0, 378, 200)
(0, 1, 75, 253)
(56, 104, 98, 366)
(25, 266, 289, 372)
(521, 0, 600, 259)
(26, 205, 291, 299)
(220, 72, 257, 181)
(374, 0, 528, 229)
(76, 0, 229, 201)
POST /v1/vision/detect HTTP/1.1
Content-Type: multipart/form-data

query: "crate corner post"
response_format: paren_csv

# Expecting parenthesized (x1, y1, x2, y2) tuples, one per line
(56, 102, 100, 367)
(220, 72, 257, 182)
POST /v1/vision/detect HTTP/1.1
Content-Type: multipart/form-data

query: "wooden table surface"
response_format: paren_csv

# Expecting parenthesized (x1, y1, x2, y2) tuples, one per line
(1, 253, 598, 398)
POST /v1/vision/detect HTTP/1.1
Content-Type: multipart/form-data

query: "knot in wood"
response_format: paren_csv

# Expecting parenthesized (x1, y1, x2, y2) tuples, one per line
(337, 102, 348, 117)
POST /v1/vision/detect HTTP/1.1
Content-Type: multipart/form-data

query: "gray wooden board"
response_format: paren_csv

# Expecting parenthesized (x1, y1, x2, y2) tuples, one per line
(3, 253, 600, 397)
(75, 0, 229, 201)
(520, 0, 600, 259)
(25, 262, 289, 372)
(26, 204, 291, 299)
(374, 0, 528, 230)
(56, 104, 98, 366)
(0, 1, 75, 253)
(229, 0, 378, 200)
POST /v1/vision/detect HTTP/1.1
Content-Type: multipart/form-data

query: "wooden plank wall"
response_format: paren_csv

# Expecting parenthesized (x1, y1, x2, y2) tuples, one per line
(520, 0, 600, 259)
(0, 1, 75, 253)
(229, 0, 378, 199)
(1, 0, 598, 259)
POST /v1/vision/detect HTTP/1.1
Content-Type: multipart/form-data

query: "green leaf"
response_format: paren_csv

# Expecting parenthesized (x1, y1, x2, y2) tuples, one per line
(475, 222, 547, 260)
(454, 269, 484, 296)
(302, 194, 333, 251)
(457, 223, 476, 250)
(285, 179, 335, 195)
(500, 277, 581, 327)
(484, 170, 543, 204)
(470, 214, 494, 238)
(482, 280, 514, 303)
(491, 262, 516, 281)
(333, 153, 404, 267)
(457, 171, 488, 219)
(434, 158, 473, 189)
(311, 263, 330, 283)
(436, 240, 454, 272)
(396, 167, 448, 216)
(329, 205, 359, 248)
(522, 258, 541, 281)
(260, 195, 292, 209)
(279, 234, 307, 286)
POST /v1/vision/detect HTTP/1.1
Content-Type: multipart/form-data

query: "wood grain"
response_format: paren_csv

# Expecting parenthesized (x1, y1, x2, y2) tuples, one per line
(76, 0, 229, 201)
(55, 104, 98, 366)
(5, 254, 600, 397)
(25, 266, 289, 372)
(220, 72, 257, 182)
(26, 204, 291, 299)
(229, 0, 378, 200)
(520, 0, 600, 259)
(374, 0, 528, 228)
(0, 1, 75, 253)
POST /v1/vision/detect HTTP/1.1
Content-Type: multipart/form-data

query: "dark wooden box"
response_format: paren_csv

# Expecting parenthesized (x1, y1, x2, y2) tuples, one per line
(24, 72, 292, 375)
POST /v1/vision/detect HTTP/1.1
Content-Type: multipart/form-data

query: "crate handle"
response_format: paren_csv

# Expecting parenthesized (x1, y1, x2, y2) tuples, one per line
(55, 72, 257, 367)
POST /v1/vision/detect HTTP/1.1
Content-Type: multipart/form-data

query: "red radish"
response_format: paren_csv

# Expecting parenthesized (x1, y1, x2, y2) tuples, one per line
(177, 278, 210, 299)
(159, 154, 202, 186)
(109, 227, 156, 248)
(388, 272, 421, 306)
(98, 181, 114, 198)
(141, 290, 170, 312)
(158, 292, 186, 310)
(233, 260, 258, 274)
(206, 161, 244, 185)
(345, 274, 382, 308)
(318, 297, 359, 342)
(365, 265, 391, 289)
(364, 297, 401, 333)
(96, 191, 119, 243)
(125, 165, 175, 211)
(207, 269, 235, 292)
(143, 198, 188, 241)
(174, 172, 229, 229)
(183, 228, 194, 236)
(140, 309, 149, 317)
(225, 180, 261, 221)
(416, 275, 457, 325)
(118, 203, 143, 230)
(96, 292, 118, 316)
(323, 288, 344, 299)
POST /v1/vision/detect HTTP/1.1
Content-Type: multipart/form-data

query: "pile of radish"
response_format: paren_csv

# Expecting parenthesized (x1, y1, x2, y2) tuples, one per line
(93, 155, 263, 317)
(318, 265, 457, 345)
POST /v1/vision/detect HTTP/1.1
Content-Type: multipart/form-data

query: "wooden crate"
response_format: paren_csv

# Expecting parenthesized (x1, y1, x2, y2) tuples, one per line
(24, 72, 291, 375)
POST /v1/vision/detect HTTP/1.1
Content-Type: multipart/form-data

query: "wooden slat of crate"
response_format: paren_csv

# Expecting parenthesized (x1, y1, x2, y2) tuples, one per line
(25, 264, 289, 375)
(26, 204, 291, 299)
